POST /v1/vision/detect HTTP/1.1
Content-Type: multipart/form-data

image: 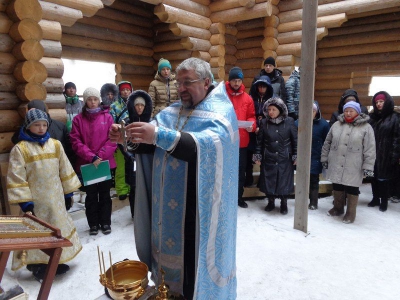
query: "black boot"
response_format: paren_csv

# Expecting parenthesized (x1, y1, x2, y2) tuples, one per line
(308, 188, 319, 210)
(238, 199, 248, 208)
(265, 198, 275, 211)
(368, 197, 380, 207)
(379, 198, 388, 212)
(280, 197, 288, 215)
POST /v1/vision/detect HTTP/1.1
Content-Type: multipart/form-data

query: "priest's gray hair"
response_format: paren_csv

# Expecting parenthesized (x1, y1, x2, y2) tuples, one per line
(176, 57, 212, 81)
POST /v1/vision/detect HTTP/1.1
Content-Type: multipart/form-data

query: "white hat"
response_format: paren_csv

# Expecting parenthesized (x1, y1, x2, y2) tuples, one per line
(134, 97, 146, 106)
(83, 87, 100, 103)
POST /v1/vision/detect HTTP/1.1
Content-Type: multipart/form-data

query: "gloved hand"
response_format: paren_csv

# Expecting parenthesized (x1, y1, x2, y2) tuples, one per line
(288, 112, 298, 120)
(19, 202, 35, 215)
(65, 196, 73, 211)
(363, 169, 374, 178)
(292, 155, 297, 162)
(252, 154, 262, 163)
(322, 162, 328, 169)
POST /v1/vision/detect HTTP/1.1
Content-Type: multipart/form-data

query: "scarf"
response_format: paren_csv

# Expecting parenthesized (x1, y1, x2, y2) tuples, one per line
(86, 107, 102, 114)
(18, 127, 50, 146)
(65, 94, 79, 104)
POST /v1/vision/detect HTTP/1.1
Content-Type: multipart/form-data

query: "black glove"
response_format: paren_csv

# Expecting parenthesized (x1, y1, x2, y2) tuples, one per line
(322, 162, 328, 169)
(363, 169, 374, 178)
(65, 196, 73, 211)
(252, 154, 262, 163)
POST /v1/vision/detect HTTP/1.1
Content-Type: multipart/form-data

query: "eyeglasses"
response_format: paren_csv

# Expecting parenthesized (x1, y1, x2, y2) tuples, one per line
(174, 79, 204, 88)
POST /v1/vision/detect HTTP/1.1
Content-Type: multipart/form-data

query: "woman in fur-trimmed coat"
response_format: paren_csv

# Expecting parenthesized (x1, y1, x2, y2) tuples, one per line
(253, 97, 297, 215)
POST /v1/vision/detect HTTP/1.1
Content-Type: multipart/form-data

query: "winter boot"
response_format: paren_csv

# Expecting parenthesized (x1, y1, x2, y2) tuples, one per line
(379, 198, 388, 212)
(280, 197, 288, 215)
(327, 190, 345, 216)
(367, 197, 380, 207)
(308, 188, 319, 210)
(343, 194, 359, 224)
(264, 198, 275, 212)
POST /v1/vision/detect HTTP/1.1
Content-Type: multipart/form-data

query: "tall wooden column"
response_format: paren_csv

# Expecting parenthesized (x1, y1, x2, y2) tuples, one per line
(293, 0, 318, 233)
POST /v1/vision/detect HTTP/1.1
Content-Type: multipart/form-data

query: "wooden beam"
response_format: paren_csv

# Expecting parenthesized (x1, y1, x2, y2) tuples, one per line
(96, 7, 152, 28)
(155, 4, 211, 29)
(13, 61, 48, 83)
(0, 52, 17, 74)
(0, 92, 20, 110)
(12, 40, 44, 61)
(8, 19, 43, 42)
(39, 1, 82, 27)
(163, 0, 210, 17)
(16, 82, 47, 101)
(278, 13, 347, 33)
(210, 2, 272, 23)
(0, 33, 15, 52)
(278, 27, 327, 44)
(235, 47, 264, 59)
(6, 0, 42, 22)
(0, 12, 12, 33)
(328, 19, 400, 37)
(209, 23, 225, 35)
(169, 23, 212, 40)
(40, 0, 103, 18)
(279, 0, 339, 12)
(40, 57, 64, 78)
(180, 37, 211, 51)
(40, 39, 62, 58)
(38, 20, 62, 41)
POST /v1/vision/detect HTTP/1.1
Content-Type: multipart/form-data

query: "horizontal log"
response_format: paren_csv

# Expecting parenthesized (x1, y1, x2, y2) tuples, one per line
(346, 5, 400, 19)
(278, 27, 327, 44)
(153, 40, 185, 53)
(341, 10, 400, 27)
(169, 23, 211, 40)
(264, 15, 280, 28)
(0, 0, 8, 12)
(110, 0, 154, 19)
(78, 16, 153, 38)
(278, 66, 295, 77)
(318, 28, 400, 48)
(236, 28, 264, 40)
(236, 18, 264, 31)
(210, 2, 272, 23)
(40, 39, 62, 58)
(38, 19, 62, 41)
(9, 19, 43, 43)
(328, 19, 400, 37)
(315, 79, 352, 90)
(235, 47, 264, 60)
(225, 54, 237, 65)
(261, 36, 279, 51)
(155, 4, 211, 29)
(276, 55, 297, 67)
(278, 13, 347, 33)
(42, 77, 64, 93)
(225, 25, 238, 36)
(62, 46, 154, 66)
(41, 0, 103, 18)
(45, 93, 66, 109)
(0, 132, 14, 153)
(316, 61, 400, 74)
(190, 0, 210, 5)
(278, 0, 339, 12)
(40, 57, 64, 78)
(180, 37, 211, 51)
(318, 52, 400, 66)
(0, 11, 12, 33)
(13, 61, 47, 83)
(209, 56, 225, 67)
(0, 74, 17, 92)
(210, 34, 225, 46)
(0, 33, 16, 52)
(12, 40, 44, 61)
(0, 92, 20, 110)
(6, 0, 42, 22)
(48, 108, 66, 123)
(0, 52, 18, 74)
(318, 40, 400, 59)
(133, 0, 161, 5)
(279, 0, 400, 23)
(163, 0, 210, 17)
(0, 110, 22, 132)
(209, 23, 225, 35)
(40, 1, 82, 27)
(235, 37, 262, 50)
(235, 57, 262, 70)
(211, 66, 225, 80)
(276, 42, 301, 57)
(16, 82, 47, 101)
(115, 74, 153, 87)
(210, 0, 256, 13)
(209, 45, 225, 57)
(315, 89, 347, 97)
(225, 34, 238, 46)
(154, 31, 182, 43)
(96, 7, 152, 29)
(61, 34, 154, 57)
(225, 44, 237, 56)
(153, 49, 193, 61)
(192, 50, 211, 61)
(264, 27, 279, 39)
(115, 63, 155, 76)
(62, 23, 153, 48)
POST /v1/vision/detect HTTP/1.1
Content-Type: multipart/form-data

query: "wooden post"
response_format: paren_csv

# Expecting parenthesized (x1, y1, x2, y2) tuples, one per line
(294, 0, 318, 233)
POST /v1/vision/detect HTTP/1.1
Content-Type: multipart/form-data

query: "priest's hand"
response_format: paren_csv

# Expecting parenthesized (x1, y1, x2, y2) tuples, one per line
(125, 122, 156, 145)
(109, 124, 123, 144)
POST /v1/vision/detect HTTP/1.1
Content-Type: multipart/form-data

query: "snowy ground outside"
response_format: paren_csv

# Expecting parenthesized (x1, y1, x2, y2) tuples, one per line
(2, 183, 400, 300)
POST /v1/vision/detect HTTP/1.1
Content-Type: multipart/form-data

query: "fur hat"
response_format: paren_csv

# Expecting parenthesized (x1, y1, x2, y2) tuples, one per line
(24, 109, 49, 129)
(264, 56, 276, 67)
(134, 97, 146, 106)
(158, 58, 172, 72)
(83, 87, 100, 103)
(343, 101, 361, 114)
(228, 67, 244, 81)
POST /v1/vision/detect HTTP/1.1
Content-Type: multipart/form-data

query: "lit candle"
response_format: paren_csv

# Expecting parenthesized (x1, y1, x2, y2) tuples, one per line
(109, 251, 114, 283)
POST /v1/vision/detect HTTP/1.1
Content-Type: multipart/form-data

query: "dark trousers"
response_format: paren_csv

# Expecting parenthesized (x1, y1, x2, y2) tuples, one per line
(245, 149, 254, 186)
(238, 148, 247, 202)
(371, 178, 391, 199)
(84, 179, 112, 227)
(310, 173, 319, 191)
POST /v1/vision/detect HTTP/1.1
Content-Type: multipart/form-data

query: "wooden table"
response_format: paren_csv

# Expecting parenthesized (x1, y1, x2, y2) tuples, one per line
(0, 213, 72, 300)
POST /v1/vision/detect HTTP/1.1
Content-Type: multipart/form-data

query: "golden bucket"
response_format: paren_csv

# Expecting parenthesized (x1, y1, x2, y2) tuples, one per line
(100, 260, 149, 300)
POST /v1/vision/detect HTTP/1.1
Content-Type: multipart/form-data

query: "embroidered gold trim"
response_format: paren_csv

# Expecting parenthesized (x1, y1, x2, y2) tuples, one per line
(7, 182, 29, 188)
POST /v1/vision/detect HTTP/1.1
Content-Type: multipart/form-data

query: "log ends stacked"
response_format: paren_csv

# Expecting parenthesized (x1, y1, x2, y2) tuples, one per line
(208, 23, 226, 81)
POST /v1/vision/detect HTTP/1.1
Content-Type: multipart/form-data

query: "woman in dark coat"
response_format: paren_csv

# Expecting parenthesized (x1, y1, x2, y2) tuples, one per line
(367, 91, 400, 212)
(329, 89, 368, 126)
(253, 97, 297, 215)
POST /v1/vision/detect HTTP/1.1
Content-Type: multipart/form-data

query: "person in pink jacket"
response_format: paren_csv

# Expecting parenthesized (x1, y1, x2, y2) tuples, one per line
(70, 87, 117, 235)
(225, 67, 256, 208)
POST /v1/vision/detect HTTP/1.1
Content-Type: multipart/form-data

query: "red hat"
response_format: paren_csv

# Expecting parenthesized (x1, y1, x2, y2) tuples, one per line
(119, 83, 132, 92)
(374, 93, 386, 102)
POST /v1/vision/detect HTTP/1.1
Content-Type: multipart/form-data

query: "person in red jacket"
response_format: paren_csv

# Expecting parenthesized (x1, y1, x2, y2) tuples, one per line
(225, 67, 256, 208)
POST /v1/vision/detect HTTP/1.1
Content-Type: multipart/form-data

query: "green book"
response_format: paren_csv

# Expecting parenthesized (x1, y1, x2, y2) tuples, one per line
(80, 160, 111, 186)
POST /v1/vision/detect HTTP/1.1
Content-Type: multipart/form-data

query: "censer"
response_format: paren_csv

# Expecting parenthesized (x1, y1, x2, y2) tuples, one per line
(97, 246, 149, 300)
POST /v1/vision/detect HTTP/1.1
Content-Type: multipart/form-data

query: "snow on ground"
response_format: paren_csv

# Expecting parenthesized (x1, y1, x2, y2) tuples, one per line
(2, 184, 400, 300)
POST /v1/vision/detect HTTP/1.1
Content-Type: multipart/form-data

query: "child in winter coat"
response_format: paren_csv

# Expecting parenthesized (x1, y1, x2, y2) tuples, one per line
(321, 101, 376, 223)
(70, 87, 117, 235)
(295, 101, 330, 210)
(7, 109, 82, 281)
(253, 97, 297, 215)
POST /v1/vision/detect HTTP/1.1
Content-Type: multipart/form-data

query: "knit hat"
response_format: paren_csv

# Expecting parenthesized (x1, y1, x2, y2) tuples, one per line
(264, 56, 276, 67)
(28, 100, 47, 113)
(64, 82, 76, 91)
(374, 93, 386, 102)
(228, 67, 244, 81)
(119, 83, 132, 92)
(24, 109, 49, 129)
(83, 87, 100, 103)
(134, 97, 146, 106)
(343, 101, 361, 114)
(158, 58, 172, 72)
